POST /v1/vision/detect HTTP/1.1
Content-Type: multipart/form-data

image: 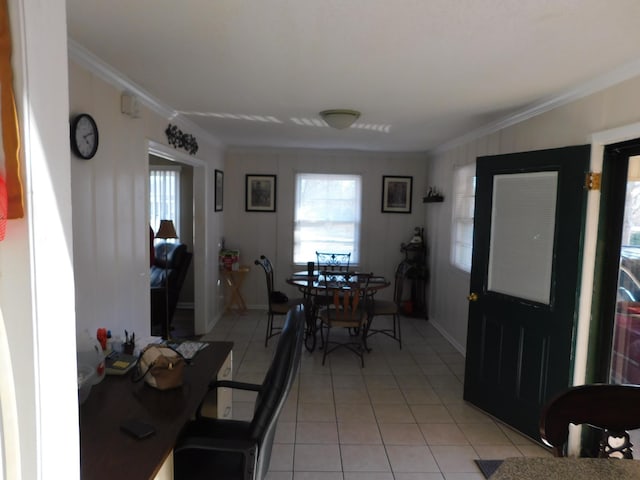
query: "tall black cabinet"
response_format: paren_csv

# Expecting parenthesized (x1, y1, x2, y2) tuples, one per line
(399, 227, 428, 319)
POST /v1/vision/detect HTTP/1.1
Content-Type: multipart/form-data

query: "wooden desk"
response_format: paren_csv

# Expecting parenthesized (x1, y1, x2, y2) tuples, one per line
(222, 266, 250, 313)
(79, 341, 233, 480)
(490, 456, 640, 479)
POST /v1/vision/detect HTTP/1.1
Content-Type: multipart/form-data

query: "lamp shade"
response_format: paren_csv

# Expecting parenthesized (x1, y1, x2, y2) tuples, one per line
(319, 109, 361, 129)
(156, 219, 178, 239)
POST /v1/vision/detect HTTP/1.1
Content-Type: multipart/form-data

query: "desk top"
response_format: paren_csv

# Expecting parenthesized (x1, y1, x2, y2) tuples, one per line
(490, 456, 640, 479)
(79, 341, 233, 480)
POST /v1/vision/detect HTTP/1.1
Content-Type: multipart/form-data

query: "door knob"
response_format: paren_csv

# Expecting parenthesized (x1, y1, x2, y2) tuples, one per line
(467, 292, 479, 302)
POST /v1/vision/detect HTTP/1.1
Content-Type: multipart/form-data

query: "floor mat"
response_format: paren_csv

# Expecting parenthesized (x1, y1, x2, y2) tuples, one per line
(475, 459, 503, 479)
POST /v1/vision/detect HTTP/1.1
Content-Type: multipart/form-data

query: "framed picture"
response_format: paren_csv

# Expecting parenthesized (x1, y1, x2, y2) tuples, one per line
(382, 175, 413, 213)
(246, 174, 276, 212)
(214, 169, 224, 211)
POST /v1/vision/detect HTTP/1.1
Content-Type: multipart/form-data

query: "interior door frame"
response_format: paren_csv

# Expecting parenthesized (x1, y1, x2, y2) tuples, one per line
(148, 140, 211, 336)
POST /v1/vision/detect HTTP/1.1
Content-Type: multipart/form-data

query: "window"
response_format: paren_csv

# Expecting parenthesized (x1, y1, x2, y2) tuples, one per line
(149, 166, 180, 236)
(451, 164, 476, 272)
(294, 173, 362, 264)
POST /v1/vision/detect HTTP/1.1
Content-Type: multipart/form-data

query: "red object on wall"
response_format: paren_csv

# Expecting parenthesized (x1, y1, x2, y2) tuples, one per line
(0, 174, 7, 240)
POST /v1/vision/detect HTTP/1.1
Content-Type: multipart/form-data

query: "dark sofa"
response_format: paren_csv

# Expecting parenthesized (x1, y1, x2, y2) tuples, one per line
(150, 241, 193, 337)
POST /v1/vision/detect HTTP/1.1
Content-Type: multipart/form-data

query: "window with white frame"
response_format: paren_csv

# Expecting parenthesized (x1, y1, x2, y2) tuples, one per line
(294, 173, 362, 264)
(150, 166, 180, 238)
(451, 163, 476, 272)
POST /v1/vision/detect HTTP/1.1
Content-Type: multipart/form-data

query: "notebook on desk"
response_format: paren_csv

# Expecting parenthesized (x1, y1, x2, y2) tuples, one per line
(105, 352, 138, 375)
(166, 340, 209, 360)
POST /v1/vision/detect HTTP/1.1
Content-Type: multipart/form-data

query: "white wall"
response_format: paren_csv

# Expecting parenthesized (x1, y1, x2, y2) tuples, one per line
(426, 74, 640, 353)
(68, 61, 226, 339)
(1, 0, 77, 478)
(224, 148, 428, 307)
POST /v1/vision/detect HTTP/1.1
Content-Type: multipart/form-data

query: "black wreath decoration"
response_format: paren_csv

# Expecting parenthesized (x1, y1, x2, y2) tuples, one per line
(165, 124, 199, 155)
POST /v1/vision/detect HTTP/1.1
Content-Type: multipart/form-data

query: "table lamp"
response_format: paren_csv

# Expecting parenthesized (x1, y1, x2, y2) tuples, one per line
(155, 219, 178, 340)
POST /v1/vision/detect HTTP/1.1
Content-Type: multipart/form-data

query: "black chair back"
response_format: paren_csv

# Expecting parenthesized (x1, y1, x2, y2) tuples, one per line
(250, 304, 305, 477)
(316, 251, 351, 272)
(540, 383, 640, 458)
(393, 261, 412, 306)
(254, 255, 276, 306)
(173, 305, 306, 480)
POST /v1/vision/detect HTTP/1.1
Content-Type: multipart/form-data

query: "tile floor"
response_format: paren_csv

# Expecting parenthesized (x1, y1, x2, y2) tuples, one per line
(201, 309, 551, 480)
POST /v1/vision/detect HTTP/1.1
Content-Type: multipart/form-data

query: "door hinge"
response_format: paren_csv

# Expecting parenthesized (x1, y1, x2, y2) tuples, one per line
(585, 172, 601, 191)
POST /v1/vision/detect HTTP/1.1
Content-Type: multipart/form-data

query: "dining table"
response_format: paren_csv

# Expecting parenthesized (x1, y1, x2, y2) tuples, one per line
(286, 270, 390, 352)
(488, 456, 640, 479)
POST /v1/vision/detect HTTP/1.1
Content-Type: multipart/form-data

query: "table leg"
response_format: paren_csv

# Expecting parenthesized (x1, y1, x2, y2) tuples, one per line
(223, 269, 249, 314)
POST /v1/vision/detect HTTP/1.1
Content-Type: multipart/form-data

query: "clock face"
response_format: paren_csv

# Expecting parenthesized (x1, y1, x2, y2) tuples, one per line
(71, 114, 99, 159)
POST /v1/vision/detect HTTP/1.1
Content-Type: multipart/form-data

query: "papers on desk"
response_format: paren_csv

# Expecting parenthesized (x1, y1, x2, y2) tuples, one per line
(166, 340, 209, 360)
(367, 276, 387, 284)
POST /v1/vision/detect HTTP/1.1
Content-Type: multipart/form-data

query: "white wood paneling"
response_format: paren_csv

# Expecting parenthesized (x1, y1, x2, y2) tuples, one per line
(224, 148, 428, 308)
(426, 74, 640, 354)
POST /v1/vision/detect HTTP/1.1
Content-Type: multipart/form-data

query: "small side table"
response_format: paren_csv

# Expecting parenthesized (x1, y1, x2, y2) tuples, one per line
(222, 265, 250, 314)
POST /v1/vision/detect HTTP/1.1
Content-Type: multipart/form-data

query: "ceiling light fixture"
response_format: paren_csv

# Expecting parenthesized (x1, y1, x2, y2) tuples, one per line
(319, 109, 361, 129)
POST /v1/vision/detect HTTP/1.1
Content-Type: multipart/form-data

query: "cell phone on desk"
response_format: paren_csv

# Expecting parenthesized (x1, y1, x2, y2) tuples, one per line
(120, 419, 155, 439)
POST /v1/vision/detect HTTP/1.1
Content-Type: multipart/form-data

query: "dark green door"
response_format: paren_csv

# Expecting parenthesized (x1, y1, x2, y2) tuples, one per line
(463, 145, 590, 440)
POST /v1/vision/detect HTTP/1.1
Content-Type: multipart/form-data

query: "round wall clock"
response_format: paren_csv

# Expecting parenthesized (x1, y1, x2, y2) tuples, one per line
(70, 113, 99, 159)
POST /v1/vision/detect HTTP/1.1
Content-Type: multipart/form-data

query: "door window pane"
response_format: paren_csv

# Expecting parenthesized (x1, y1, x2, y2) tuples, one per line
(488, 171, 558, 304)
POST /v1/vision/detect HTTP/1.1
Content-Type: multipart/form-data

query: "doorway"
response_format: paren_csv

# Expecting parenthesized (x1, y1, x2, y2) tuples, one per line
(150, 153, 195, 337)
(147, 140, 210, 338)
(463, 145, 590, 440)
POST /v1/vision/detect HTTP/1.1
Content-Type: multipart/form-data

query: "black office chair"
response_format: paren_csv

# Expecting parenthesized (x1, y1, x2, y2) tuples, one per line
(173, 304, 306, 480)
(254, 255, 304, 346)
(539, 383, 640, 458)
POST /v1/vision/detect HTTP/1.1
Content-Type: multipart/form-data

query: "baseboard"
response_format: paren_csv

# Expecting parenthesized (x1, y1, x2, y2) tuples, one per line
(428, 317, 466, 356)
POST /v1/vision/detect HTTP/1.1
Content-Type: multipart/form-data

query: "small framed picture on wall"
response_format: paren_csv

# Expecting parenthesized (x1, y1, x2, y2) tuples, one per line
(246, 174, 276, 212)
(214, 169, 224, 211)
(382, 175, 413, 213)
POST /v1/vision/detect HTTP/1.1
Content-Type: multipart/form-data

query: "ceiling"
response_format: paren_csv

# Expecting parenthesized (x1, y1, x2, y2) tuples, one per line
(66, 1, 640, 153)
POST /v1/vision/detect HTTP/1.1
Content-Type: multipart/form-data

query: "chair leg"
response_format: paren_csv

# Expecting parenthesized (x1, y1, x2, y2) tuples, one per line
(265, 312, 273, 347)
(395, 313, 402, 349)
(322, 323, 330, 366)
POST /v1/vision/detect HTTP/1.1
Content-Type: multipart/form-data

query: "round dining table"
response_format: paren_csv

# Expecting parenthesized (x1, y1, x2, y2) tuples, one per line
(286, 270, 390, 352)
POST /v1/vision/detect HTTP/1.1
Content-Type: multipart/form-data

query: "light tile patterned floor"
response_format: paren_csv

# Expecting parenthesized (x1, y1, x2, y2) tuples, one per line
(202, 310, 551, 480)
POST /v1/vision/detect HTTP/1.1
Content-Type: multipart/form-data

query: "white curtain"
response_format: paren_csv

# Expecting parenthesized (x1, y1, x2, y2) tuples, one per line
(150, 167, 180, 236)
(293, 173, 362, 264)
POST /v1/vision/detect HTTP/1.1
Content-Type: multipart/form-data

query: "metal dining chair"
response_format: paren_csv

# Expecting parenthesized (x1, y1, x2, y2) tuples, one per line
(366, 261, 411, 349)
(254, 255, 304, 346)
(315, 251, 351, 272)
(318, 278, 371, 367)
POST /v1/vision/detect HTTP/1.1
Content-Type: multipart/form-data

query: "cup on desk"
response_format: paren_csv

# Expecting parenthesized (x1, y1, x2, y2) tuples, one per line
(307, 261, 314, 277)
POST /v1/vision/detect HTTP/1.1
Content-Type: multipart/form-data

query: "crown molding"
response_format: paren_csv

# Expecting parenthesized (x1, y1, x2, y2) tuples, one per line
(67, 38, 222, 148)
(433, 56, 640, 155)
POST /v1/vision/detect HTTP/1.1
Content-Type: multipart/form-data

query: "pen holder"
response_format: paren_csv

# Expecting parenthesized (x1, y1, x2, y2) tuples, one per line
(123, 342, 135, 355)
